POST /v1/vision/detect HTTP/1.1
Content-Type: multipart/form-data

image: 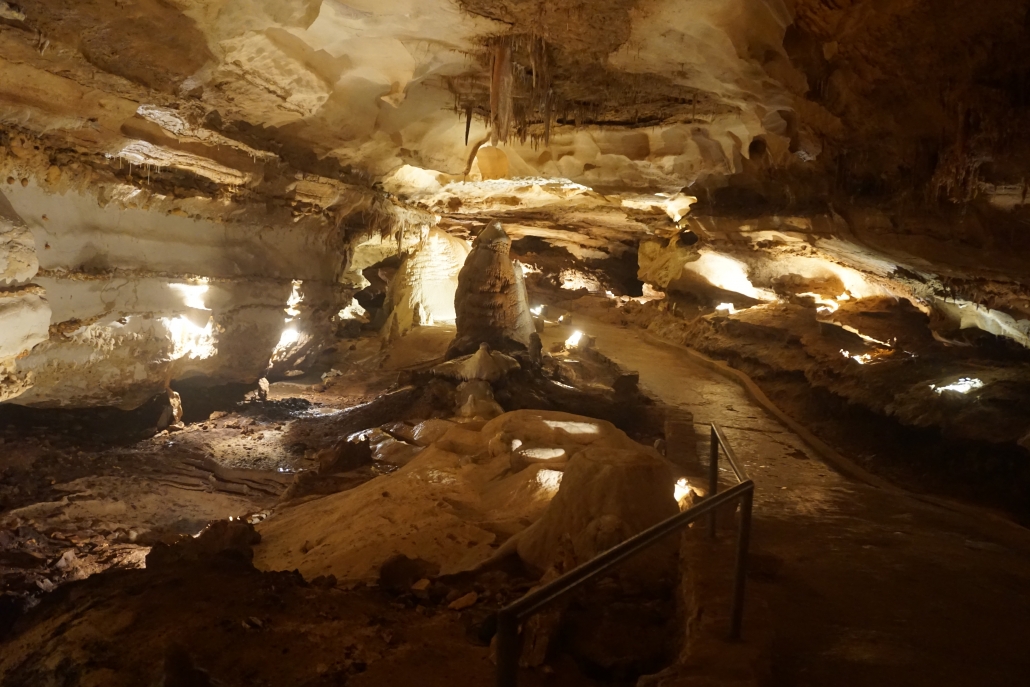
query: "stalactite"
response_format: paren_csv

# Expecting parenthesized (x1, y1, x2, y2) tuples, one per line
(544, 88, 552, 146)
(490, 39, 513, 146)
(458, 33, 560, 149)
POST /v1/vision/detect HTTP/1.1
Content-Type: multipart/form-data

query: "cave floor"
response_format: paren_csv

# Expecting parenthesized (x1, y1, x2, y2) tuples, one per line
(542, 318, 1030, 687)
(3, 321, 1030, 686)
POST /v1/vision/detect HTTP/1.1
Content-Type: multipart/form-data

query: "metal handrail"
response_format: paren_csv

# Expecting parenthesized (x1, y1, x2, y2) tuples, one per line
(495, 423, 755, 687)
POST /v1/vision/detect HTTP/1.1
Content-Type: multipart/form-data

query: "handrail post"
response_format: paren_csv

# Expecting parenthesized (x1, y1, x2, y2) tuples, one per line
(729, 485, 754, 640)
(496, 610, 519, 687)
(708, 425, 719, 539)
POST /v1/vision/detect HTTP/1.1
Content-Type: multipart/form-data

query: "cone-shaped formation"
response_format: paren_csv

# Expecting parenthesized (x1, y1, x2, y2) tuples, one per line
(432, 343, 520, 382)
(448, 221, 536, 358)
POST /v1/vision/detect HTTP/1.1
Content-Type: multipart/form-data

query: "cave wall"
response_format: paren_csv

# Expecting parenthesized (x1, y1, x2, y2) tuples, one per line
(0, 155, 429, 408)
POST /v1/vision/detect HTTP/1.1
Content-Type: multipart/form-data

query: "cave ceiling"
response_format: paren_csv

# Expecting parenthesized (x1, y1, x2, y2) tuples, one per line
(0, 0, 1024, 210)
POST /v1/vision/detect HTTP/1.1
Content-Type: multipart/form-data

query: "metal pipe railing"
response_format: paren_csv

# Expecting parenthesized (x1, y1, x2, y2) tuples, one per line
(495, 423, 754, 687)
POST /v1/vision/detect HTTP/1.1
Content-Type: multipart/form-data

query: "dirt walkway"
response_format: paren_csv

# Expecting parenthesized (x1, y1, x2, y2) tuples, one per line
(545, 318, 1030, 687)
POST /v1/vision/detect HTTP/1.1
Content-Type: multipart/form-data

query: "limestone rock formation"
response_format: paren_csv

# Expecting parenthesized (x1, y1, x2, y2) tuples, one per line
(254, 410, 672, 583)
(0, 190, 49, 403)
(381, 228, 471, 341)
(514, 446, 680, 585)
(455, 379, 505, 420)
(432, 343, 520, 382)
(448, 221, 536, 358)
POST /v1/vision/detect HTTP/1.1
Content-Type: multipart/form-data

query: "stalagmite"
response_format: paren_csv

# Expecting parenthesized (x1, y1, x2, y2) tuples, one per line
(447, 220, 537, 358)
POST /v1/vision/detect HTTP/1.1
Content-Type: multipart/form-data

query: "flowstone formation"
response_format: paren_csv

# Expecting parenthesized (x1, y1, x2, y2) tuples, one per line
(253, 410, 679, 583)
(448, 221, 537, 358)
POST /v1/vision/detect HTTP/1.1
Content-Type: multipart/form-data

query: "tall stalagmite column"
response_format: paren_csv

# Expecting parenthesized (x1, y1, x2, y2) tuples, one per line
(448, 221, 536, 359)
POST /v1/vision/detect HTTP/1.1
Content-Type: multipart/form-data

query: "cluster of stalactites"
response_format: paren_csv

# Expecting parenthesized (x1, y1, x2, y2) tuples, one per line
(457, 33, 554, 148)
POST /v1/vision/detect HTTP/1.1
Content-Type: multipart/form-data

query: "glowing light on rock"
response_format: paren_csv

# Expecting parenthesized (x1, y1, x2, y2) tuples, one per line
(272, 281, 305, 362)
(543, 419, 599, 435)
(624, 284, 667, 306)
(624, 193, 697, 222)
(560, 269, 603, 292)
(933, 298, 1030, 349)
(798, 292, 839, 313)
(338, 298, 367, 321)
(521, 448, 567, 460)
(565, 330, 583, 348)
(536, 468, 564, 494)
(162, 316, 217, 361)
(531, 305, 544, 316)
(931, 378, 984, 395)
(663, 193, 697, 223)
(716, 303, 737, 315)
(116, 140, 250, 185)
(285, 280, 303, 320)
(840, 349, 873, 365)
(685, 251, 775, 301)
(841, 325, 894, 348)
(674, 477, 693, 506)
(518, 261, 541, 275)
(276, 328, 299, 349)
(169, 282, 210, 311)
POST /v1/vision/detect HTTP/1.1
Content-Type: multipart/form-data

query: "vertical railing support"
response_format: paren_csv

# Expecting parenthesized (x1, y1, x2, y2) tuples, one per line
(496, 610, 519, 687)
(708, 425, 720, 539)
(730, 486, 753, 640)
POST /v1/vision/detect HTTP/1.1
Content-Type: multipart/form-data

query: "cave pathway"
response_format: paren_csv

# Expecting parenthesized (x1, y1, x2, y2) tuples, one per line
(543, 317, 1030, 687)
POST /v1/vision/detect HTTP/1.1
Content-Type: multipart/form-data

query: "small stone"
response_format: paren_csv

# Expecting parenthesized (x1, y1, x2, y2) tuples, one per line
(447, 591, 478, 611)
(411, 578, 430, 591)
(209, 411, 227, 420)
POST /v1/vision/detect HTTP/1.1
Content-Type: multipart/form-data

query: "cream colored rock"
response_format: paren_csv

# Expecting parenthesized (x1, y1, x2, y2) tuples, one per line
(411, 418, 457, 446)
(212, 30, 335, 127)
(0, 178, 370, 408)
(0, 190, 49, 403)
(432, 343, 519, 382)
(449, 221, 536, 357)
(0, 191, 38, 285)
(381, 228, 470, 341)
(254, 409, 665, 583)
(455, 380, 504, 420)
(0, 289, 49, 366)
(515, 445, 679, 584)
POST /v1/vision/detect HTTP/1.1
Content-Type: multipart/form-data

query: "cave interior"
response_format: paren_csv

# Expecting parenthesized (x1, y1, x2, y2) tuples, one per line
(2, 1, 1030, 686)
